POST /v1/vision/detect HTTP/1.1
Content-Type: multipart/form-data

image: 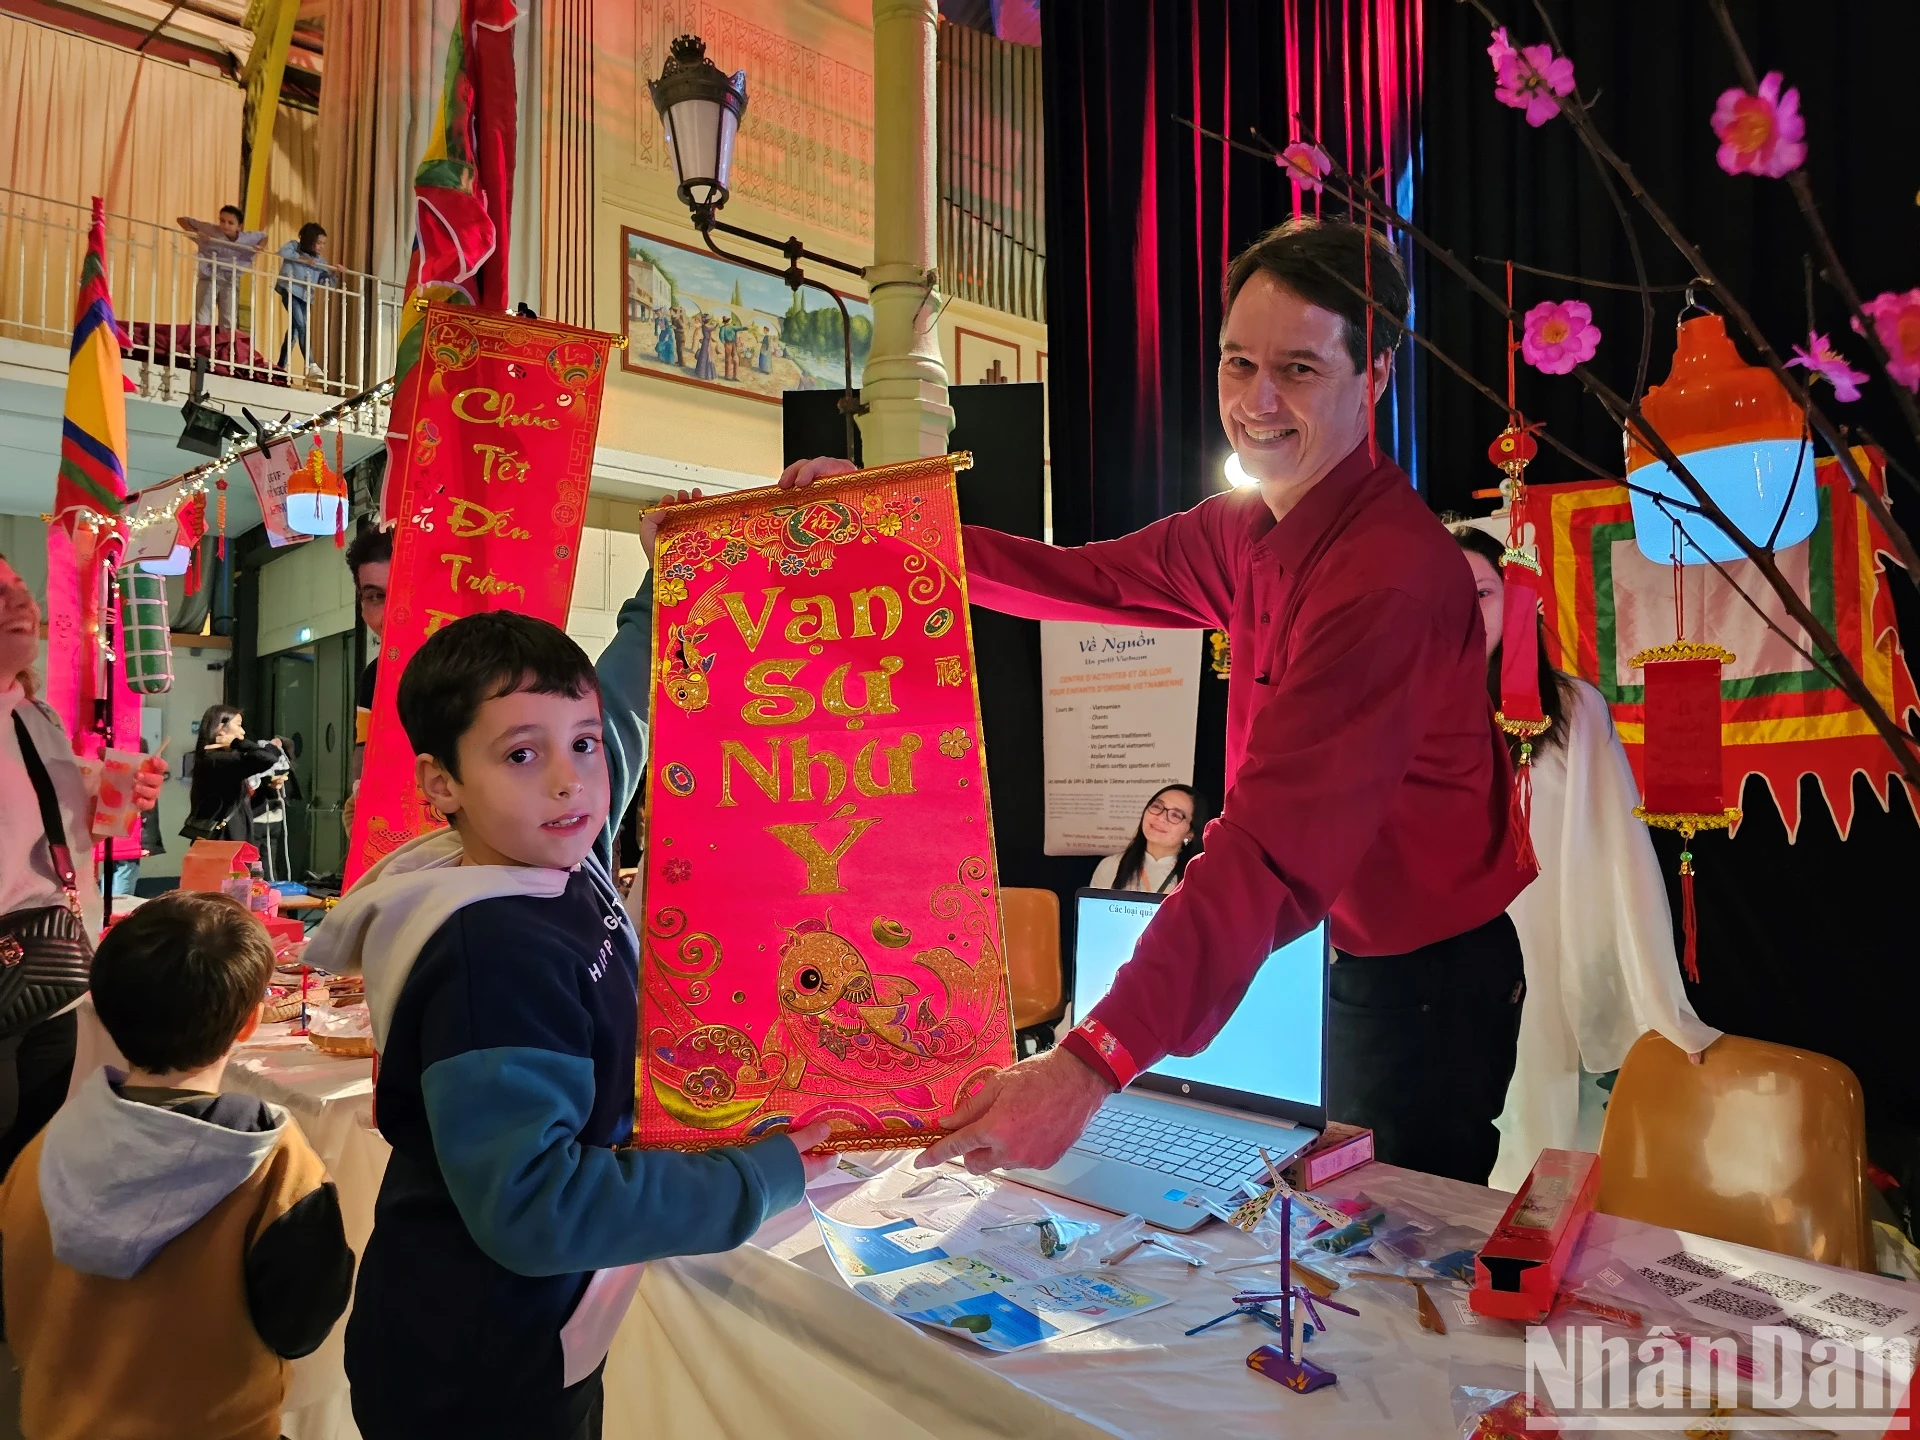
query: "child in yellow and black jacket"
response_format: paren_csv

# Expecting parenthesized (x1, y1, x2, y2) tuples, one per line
(0, 891, 354, 1440)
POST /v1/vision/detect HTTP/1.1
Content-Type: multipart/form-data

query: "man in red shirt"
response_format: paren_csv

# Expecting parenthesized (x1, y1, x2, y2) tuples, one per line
(771, 219, 1533, 1185)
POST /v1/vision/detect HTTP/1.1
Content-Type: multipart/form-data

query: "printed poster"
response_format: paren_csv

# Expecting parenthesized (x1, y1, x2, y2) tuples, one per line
(637, 455, 1014, 1153)
(1039, 622, 1203, 855)
(240, 441, 313, 549)
(345, 305, 612, 881)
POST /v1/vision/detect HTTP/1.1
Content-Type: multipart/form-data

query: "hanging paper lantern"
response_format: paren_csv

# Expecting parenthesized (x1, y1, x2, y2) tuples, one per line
(117, 568, 174, 695)
(1488, 422, 1549, 871)
(1625, 314, 1811, 565)
(286, 444, 348, 536)
(1630, 641, 1740, 981)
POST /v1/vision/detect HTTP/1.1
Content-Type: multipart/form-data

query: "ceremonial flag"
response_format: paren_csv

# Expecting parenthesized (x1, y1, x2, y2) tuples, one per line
(52, 197, 132, 534)
(1523, 450, 1920, 840)
(383, 0, 519, 519)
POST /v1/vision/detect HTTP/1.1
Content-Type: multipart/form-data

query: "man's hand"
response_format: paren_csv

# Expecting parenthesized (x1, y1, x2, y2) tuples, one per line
(917, 1046, 1115, 1175)
(785, 1120, 836, 1189)
(639, 488, 704, 566)
(130, 756, 168, 813)
(777, 456, 859, 491)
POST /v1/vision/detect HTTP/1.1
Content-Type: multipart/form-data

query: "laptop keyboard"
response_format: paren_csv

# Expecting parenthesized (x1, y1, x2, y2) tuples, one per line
(1073, 1107, 1268, 1190)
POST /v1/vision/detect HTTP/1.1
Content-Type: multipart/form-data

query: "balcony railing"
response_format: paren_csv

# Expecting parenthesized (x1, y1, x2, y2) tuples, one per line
(0, 188, 404, 406)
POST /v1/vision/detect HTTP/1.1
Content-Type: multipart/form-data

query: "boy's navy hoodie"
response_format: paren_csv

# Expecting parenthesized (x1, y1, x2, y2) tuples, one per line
(305, 582, 805, 1440)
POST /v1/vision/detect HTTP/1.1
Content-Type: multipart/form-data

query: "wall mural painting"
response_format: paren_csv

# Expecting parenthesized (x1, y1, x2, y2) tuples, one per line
(620, 227, 873, 406)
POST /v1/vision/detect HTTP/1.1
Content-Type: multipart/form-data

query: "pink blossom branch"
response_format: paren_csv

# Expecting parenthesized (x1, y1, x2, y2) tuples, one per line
(1279, 119, 1920, 789)
(1705, 0, 1920, 460)
(1457, 0, 1920, 592)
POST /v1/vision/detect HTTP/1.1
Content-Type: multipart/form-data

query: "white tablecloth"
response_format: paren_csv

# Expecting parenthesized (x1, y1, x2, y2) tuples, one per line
(221, 1024, 385, 1440)
(44, 1026, 1914, 1440)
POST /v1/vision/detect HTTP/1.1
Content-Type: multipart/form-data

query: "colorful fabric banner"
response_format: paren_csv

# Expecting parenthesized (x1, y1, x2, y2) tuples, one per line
(1524, 449, 1919, 840)
(637, 455, 1014, 1153)
(345, 306, 612, 881)
(52, 197, 131, 535)
(383, 0, 519, 522)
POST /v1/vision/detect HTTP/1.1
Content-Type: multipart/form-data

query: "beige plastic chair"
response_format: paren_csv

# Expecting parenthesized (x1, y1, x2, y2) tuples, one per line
(998, 887, 1063, 1031)
(1597, 1032, 1873, 1271)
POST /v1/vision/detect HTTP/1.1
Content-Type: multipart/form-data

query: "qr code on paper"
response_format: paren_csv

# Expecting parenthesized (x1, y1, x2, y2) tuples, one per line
(1637, 1266, 1701, 1298)
(1781, 1313, 1868, 1346)
(1815, 1293, 1910, 1330)
(1735, 1271, 1820, 1304)
(1659, 1251, 1732, 1281)
(1690, 1288, 1781, 1321)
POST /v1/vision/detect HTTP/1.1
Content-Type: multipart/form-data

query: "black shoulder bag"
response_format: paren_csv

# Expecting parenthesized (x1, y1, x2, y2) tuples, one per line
(0, 714, 95, 1038)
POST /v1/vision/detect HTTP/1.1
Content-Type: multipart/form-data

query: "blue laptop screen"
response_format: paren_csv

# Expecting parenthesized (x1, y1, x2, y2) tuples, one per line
(1072, 893, 1326, 1108)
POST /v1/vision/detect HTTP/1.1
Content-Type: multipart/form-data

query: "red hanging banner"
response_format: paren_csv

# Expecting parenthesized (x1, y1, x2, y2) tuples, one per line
(1632, 640, 1739, 983)
(635, 455, 1015, 1153)
(345, 305, 614, 882)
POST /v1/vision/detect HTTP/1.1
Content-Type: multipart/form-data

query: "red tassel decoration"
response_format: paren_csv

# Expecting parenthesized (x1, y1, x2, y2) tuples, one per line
(1508, 736, 1540, 872)
(1631, 645, 1737, 984)
(334, 426, 348, 548)
(215, 475, 228, 559)
(1487, 421, 1548, 872)
(1678, 843, 1700, 984)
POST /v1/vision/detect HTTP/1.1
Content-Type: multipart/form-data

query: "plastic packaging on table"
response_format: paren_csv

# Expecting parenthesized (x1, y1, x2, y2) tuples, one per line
(978, 1205, 1103, 1262)
(1451, 1364, 1554, 1439)
(1088, 1213, 1221, 1269)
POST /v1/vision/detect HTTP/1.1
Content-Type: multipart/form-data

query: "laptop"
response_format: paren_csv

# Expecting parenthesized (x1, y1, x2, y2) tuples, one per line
(1002, 889, 1329, 1233)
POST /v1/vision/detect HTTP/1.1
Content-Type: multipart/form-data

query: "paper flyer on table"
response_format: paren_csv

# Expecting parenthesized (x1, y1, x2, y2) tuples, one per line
(811, 1205, 1171, 1353)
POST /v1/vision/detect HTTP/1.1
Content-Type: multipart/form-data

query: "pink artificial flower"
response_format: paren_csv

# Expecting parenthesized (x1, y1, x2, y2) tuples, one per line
(1277, 142, 1332, 193)
(1711, 72, 1807, 178)
(1487, 26, 1516, 71)
(1854, 289, 1920, 391)
(1786, 331, 1868, 403)
(1520, 299, 1601, 375)
(1494, 41, 1576, 127)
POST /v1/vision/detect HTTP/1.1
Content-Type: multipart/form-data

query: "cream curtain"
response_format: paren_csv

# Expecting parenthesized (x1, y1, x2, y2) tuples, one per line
(266, 101, 324, 256)
(0, 16, 245, 344)
(0, 15, 243, 226)
(313, 0, 459, 282)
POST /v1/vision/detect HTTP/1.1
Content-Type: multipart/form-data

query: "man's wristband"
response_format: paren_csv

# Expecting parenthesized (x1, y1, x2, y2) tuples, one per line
(1061, 1017, 1139, 1090)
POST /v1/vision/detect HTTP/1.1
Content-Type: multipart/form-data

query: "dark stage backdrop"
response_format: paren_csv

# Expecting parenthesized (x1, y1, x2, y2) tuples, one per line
(1418, 2, 1920, 1154)
(1038, 0, 1424, 547)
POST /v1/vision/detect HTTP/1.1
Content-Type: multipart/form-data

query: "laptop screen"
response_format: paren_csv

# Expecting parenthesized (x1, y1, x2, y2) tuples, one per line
(1072, 890, 1327, 1124)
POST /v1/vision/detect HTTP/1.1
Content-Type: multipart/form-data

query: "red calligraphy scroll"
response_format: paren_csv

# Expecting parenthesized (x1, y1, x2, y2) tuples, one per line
(636, 454, 1014, 1152)
(345, 305, 612, 881)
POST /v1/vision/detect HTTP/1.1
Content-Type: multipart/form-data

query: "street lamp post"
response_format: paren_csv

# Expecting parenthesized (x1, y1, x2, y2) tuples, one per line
(649, 34, 869, 461)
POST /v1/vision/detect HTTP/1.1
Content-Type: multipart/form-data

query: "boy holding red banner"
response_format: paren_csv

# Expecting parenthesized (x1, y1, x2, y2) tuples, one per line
(307, 599, 830, 1439)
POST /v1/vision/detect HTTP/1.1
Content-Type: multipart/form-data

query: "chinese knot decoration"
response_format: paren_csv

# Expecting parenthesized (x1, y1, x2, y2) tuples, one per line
(1489, 421, 1550, 872)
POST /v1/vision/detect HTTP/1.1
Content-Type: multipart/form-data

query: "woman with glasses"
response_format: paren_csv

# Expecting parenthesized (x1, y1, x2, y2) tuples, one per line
(1090, 785, 1212, 895)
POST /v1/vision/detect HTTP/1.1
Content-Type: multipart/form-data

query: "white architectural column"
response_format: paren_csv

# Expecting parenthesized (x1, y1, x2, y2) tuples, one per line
(859, 0, 953, 463)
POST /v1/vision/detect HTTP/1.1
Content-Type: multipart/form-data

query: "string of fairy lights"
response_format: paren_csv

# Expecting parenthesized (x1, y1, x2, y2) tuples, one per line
(47, 378, 396, 537)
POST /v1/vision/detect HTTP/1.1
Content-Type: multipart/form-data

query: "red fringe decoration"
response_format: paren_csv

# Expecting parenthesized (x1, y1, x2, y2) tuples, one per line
(1679, 851, 1700, 984)
(1510, 747, 1539, 872)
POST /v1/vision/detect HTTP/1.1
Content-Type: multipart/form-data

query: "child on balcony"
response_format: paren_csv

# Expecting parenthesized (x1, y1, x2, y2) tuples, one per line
(177, 206, 267, 332)
(274, 222, 335, 373)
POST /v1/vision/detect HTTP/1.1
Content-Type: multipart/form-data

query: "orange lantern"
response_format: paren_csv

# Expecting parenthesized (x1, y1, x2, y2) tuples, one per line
(286, 444, 347, 539)
(1625, 313, 1810, 565)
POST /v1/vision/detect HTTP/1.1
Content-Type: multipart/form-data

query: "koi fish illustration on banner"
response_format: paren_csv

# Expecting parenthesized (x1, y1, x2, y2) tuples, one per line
(345, 304, 613, 881)
(636, 454, 1015, 1153)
